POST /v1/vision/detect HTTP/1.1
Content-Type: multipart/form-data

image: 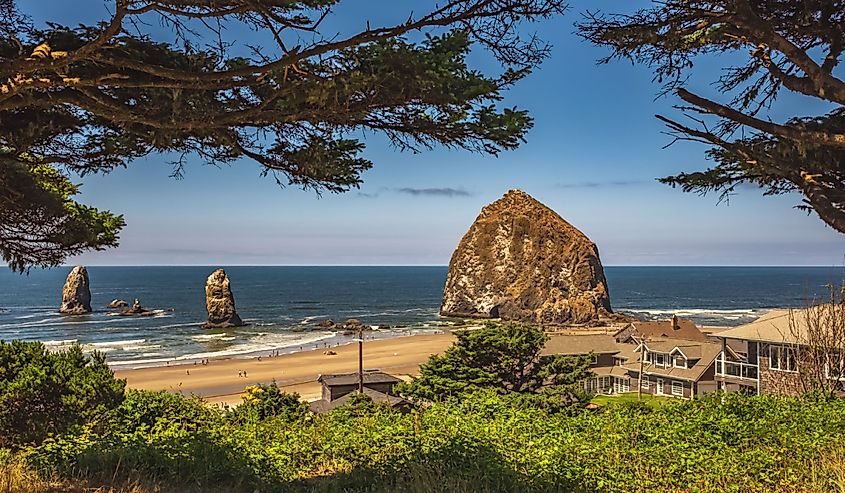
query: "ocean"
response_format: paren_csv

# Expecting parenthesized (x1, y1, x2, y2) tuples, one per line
(0, 266, 842, 367)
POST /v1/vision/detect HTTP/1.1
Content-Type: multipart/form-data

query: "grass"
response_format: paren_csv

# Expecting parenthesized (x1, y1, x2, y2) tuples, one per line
(590, 392, 672, 407)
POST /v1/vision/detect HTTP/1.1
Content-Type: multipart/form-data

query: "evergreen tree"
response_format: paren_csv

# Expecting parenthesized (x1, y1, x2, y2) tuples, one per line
(399, 322, 591, 403)
(0, 0, 566, 271)
(579, 2, 845, 233)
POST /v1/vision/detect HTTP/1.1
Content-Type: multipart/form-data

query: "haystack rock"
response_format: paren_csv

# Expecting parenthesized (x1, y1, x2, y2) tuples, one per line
(203, 268, 245, 328)
(59, 266, 92, 314)
(440, 189, 613, 326)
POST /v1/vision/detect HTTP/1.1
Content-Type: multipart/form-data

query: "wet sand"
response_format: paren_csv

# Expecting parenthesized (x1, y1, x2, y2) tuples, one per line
(114, 332, 456, 406)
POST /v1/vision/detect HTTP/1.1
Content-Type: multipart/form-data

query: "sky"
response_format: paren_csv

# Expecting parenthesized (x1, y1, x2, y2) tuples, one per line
(27, 1, 845, 266)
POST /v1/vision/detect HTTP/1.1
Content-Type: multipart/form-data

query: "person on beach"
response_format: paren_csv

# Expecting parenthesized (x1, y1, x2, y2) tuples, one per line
(238, 370, 242, 378)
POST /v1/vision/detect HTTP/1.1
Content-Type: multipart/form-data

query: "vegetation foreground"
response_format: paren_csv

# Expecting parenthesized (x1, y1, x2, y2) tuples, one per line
(1, 341, 845, 492)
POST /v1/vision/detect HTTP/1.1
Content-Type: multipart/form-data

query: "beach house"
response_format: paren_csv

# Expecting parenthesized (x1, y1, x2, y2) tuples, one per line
(543, 317, 720, 399)
(713, 308, 845, 396)
(309, 370, 413, 413)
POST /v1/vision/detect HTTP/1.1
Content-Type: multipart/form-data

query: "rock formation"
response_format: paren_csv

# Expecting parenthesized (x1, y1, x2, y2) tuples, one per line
(60, 266, 92, 314)
(118, 298, 156, 317)
(107, 299, 128, 309)
(203, 269, 245, 328)
(440, 189, 613, 326)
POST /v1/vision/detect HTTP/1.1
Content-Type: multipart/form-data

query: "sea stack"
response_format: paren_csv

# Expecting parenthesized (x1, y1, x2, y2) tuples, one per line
(440, 189, 613, 326)
(59, 266, 92, 314)
(203, 268, 245, 328)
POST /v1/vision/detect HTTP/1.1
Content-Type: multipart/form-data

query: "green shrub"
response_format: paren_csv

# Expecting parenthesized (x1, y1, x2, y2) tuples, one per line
(13, 380, 845, 492)
(229, 381, 309, 423)
(0, 341, 124, 448)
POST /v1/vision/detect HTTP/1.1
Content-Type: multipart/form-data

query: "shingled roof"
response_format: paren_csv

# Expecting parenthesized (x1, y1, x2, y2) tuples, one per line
(541, 334, 623, 356)
(616, 317, 707, 343)
(620, 337, 721, 382)
(317, 371, 401, 386)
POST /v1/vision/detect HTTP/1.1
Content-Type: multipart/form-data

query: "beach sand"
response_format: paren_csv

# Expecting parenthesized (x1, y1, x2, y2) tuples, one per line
(115, 333, 456, 406)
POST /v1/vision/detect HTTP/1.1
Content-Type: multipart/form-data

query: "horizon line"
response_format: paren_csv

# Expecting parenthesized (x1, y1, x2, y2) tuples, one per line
(54, 264, 845, 268)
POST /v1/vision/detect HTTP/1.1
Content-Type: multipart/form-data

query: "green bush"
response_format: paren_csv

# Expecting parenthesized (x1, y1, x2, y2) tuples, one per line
(229, 381, 309, 423)
(0, 341, 124, 448)
(19, 388, 845, 492)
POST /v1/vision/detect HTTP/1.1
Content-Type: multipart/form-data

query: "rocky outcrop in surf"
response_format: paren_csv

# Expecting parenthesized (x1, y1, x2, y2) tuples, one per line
(203, 268, 245, 329)
(118, 298, 156, 317)
(60, 266, 92, 315)
(107, 299, 128, 309)
(440, 189, 614, 326)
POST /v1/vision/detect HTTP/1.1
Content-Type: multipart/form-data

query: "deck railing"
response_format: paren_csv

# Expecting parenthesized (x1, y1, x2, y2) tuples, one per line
(715, 355, 759, 381)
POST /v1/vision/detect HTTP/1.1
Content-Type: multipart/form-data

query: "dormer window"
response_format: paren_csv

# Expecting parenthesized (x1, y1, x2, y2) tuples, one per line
(673, 356, 687, 369)
(654, 353, 666, 367)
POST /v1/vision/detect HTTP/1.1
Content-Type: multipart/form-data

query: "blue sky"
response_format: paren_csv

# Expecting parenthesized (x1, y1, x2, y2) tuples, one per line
(31, 1, 845, 266)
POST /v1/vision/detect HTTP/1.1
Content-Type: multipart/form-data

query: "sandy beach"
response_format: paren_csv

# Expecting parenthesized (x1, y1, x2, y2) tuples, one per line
(115, 332, 457, 406)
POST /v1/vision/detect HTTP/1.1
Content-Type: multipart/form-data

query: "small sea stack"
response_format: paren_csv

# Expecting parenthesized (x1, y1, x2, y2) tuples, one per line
(118, 299, 156, 317)
(59, 266, 92, 314)
(107, 299, 129, 309)
(440, 189, 613, 326)
(203, 268, 245, 329)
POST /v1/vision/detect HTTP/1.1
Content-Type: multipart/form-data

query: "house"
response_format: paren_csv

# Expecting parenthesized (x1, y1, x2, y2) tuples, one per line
(712, 308, 845, 396)
(308, 370, 413, 413)
(620, 337, 721, 398)
(541, 334, 626, 395)
(543, 317, 719, 399)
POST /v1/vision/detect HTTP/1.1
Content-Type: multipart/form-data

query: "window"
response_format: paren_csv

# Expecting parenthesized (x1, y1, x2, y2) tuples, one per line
(640, 377, 649, 389)
(673, 356, 687, 369)
(671, 381, 683, 396)
(769, 345, 797, 372)
(591, 354, 598, 365)
(654, 353, 665, 367)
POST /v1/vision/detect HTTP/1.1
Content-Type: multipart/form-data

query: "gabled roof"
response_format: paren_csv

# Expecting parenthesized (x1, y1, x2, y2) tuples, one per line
(617, 318, 707, 343)
(623, 337, 720, 382)
(317, 371, 400, 386)
(541, 334, 623, 356)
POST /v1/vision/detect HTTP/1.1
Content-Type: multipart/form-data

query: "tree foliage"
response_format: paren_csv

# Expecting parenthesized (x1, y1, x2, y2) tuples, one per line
(578, 1, 845, 233)
(0, 341, 125, 448)
(0, 154, 124, 272)
(232, 381, 309, 422)
(398, 322, 591, 402)
(1, 0, 566, 270)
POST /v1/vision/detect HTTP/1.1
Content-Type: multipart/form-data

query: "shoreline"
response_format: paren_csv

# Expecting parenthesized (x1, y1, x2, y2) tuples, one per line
(114, 332, 458, 405)
(105, 327, 451, 370)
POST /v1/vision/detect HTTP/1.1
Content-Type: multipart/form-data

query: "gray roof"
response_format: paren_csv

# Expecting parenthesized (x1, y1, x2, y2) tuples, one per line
(541, 334, 623, 356)
(308, 388, 411, 413)
(317, 371, 400, 386)
(714, 309, 811, 345)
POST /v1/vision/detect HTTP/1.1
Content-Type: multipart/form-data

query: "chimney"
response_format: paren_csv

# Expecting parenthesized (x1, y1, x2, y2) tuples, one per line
(671, 314, 679, 332)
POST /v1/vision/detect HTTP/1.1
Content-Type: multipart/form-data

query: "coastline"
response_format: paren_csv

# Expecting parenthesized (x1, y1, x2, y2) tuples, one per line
(114, 332, 457, 406)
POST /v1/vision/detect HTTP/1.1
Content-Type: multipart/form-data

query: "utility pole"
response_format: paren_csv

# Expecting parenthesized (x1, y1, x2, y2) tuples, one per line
(637, 335, 645, 400)
(357, 326, 364, 394)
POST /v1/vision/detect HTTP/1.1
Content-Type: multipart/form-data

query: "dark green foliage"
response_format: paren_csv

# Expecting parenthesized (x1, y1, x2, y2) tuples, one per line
(19, 389, 845, 492)
(0, 154, 124, 272)
(1, 0, 566, 271)
(578, 2, 845, 233)
(0, 340, 125, 448)
(231, 381, 309, 423)
(397, 322, 591, 403)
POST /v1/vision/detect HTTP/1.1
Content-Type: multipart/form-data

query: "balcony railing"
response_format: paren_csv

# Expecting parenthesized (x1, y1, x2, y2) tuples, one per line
(715, 355, 759, 381)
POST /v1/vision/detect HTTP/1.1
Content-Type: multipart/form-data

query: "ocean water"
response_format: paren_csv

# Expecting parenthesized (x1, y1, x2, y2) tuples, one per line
(0, 266, 842, 366)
